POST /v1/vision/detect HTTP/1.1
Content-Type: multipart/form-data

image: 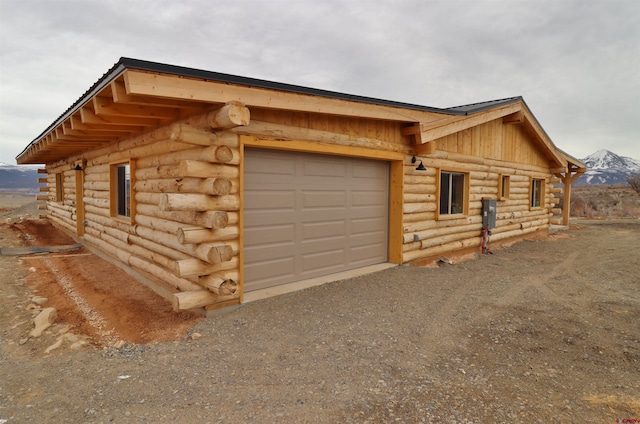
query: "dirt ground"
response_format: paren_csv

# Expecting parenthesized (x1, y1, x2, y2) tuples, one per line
(1, 194, 639, 423)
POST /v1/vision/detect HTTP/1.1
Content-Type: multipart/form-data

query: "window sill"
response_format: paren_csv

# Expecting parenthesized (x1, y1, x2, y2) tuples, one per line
(111, 215, 133, 225)
(437, 213, 467, 221)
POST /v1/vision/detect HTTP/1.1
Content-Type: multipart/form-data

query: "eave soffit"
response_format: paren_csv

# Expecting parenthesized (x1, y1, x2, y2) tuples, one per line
(17, 62, 459, 164)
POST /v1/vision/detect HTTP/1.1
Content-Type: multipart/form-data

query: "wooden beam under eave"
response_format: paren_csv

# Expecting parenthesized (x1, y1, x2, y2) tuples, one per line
(55, 131, 118, 141)
(123, 69, 444, 123)
(92, 95, 180, 119)
(401, 123, 424, 143)
(63, 120, 131, 138)
(80, 106, 159, 129)
(66, 126, 135, 137)
(52, 139, 111, 147)
(502, 111, 524, 124)
(111, 79, 207, 112)
(412, 141, 435, 156)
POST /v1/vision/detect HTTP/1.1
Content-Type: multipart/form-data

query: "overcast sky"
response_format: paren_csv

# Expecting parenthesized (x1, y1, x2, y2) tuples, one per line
(1, 0, 638, 165)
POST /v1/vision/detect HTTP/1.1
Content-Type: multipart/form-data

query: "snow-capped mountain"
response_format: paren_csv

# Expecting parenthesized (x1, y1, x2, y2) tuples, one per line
(575, 150, 640, 185)
(0, 162, 42, 191)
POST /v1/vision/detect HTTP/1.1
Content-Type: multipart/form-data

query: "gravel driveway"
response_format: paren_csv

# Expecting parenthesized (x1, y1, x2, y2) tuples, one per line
(1, 218, 639, 423)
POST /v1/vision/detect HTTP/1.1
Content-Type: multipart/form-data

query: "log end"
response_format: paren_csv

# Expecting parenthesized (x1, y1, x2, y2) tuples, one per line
(214, 146, 234, 163)
(206, 244, 234, 264)
(211, 178, 232, 195)
(227, 104, 250, 127)
(203, 211, 229, 229)
(219, 279, 238, 295)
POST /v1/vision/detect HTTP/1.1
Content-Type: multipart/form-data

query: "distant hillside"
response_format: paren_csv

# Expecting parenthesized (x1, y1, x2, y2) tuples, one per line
(0, 163, 42, 192)
(575, 150, 640, 185)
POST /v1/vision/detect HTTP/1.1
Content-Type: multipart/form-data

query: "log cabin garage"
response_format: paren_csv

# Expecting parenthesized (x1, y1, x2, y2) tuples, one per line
(17, 58, 586, 313)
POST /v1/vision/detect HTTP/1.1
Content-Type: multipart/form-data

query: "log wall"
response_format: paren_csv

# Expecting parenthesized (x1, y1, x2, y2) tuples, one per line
(40, 106, 564, 311)
(44, 115, 244, 311)
(402, 151, 558, 264)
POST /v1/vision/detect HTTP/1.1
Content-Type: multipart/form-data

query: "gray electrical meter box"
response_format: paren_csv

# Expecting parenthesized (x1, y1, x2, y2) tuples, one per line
(482, 198, 497, 229)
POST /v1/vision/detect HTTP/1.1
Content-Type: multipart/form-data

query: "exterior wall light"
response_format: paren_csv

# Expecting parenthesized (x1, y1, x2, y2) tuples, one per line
(411, 156, 426, 171)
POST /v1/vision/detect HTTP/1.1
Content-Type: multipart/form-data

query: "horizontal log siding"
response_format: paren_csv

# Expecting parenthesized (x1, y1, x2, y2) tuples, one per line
(42, 166, 78, 235)
(40, 106, 566, 309)
(402, 154, 555, 263)
(249, 108, 409, 146)
(42, 115, 243, 310)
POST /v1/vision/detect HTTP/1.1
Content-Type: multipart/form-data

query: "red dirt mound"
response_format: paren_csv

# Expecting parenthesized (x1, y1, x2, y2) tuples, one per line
(8, 220, 203, 346)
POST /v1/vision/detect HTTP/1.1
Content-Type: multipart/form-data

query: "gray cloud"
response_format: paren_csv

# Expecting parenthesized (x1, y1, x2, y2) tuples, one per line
(1, 0, 638, 164)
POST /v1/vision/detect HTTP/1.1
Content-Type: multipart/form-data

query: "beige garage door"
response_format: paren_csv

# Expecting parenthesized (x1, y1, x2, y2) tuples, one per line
(244, 148, 389, 292)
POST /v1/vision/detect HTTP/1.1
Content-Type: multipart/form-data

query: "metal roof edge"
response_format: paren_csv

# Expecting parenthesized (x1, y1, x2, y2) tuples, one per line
(18, 57, 469, 162)
(117, 57, 463, 115)
(16, 60, 129, 161)
(20, 58, 576, 165)
(445, 96, 524, 114)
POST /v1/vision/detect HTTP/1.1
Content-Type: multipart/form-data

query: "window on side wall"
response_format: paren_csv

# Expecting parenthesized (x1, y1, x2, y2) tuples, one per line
(530, 178, 545, 209)
(55, 173, 63, 203)
(499, 174, 510, 200)
(438, 170, 468, 217)
(111, 162, 132, 219)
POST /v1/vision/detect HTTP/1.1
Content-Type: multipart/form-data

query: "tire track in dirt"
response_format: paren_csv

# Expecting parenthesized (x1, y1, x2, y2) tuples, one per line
(493, 250, 580, 308)
(417, 250, 581, 362)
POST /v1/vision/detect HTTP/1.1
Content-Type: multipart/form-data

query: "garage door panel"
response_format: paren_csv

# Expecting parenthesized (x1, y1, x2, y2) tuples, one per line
(300, 235, 348, 253)
(352, 161, 387, 178)
(244, 223, 294, 246)
(350, 243, 386, 263)
(245, 209, 297, 226)
(350, 206, 387, 220)
(349, 231, 386, 246)
(244, 148, 388, 292)
(352, 189, 387, 206)
(351, 217, 387, 235)
(304, 159, 347, 178)
(302, 250, 346, 274)
(246, 154, 296, 179)
(302, 190, 346, 208)
(245, 190, 295, 209)
(302, 220, 346, 240)
(244, 258, 295, 288)
(245, 241, 295, 262)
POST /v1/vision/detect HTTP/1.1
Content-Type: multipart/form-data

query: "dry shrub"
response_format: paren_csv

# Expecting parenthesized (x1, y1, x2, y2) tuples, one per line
(571, 185, 640, 218)
(628, 174, 640, 196)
